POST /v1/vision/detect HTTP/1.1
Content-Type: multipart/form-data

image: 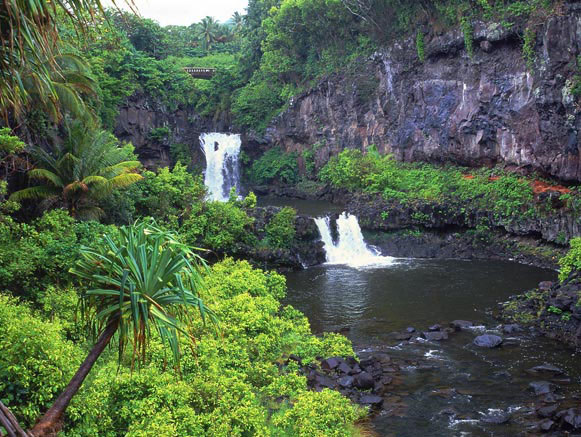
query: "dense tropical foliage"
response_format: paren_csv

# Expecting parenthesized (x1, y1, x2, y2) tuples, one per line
(0, 0, 579, 436)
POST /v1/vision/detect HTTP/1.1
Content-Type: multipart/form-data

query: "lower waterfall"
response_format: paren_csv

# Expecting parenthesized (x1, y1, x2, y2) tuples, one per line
(314, 212, 395, 268)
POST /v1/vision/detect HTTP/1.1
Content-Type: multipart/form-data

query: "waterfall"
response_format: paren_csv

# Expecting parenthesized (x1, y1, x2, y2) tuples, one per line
(200, 132, 241, 201)
(314, 213, 395, 268)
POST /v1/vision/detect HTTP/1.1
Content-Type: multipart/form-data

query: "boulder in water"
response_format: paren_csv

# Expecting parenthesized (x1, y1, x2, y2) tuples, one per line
(538, 419, 555, 431)
(502, 324, 523, 334)
(480, 411, 511, 425)
(422, 331, 448, 341)
(450, 320, 473, 330)
(527, 363, 565, 376)
(529, 381, 555, 396)
(354, 372, 375, 390)
(473, 334, 503, 348)
(563, 408, 581, 429)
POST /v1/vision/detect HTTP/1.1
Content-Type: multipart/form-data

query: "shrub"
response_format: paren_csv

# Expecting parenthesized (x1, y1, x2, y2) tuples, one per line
(65, 259, 360, 436)
(319, 148, 537, 220)
(0, 209, 110, 299)
(559, 237, 581, 282)
(0, 295, 82, 428)
(271, 389, 364, 437)
(265, 207, 297, 249)
(248, 147, 299, 185)
(181, 201, 255, 252)
(134, 163, 206, 224)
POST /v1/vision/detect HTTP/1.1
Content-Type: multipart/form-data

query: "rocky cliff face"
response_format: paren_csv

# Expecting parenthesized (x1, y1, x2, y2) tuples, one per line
(114, 92, 230, 169)
(267, 5, 581, 182)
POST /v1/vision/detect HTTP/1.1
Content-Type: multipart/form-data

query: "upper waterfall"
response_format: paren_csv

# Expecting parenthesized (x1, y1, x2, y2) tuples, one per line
(314, 213, 395, 268)
(200, 132, 241, 201)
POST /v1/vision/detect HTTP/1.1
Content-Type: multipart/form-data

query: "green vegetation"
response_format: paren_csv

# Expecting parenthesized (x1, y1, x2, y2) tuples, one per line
(416, 31, 426, 62)
(320, 147, 542, 220)
(522, 26, 537, 70)
(558, 237, 581, 282)
(10, 121, 142, 219)
(461, 17, 474, 58)
(265, 207, 297, 249)
(248, 147, 300, 185)
(182, 200, 256, 252)
(0, 247, 361, 436)
(0, 1, 576, 435)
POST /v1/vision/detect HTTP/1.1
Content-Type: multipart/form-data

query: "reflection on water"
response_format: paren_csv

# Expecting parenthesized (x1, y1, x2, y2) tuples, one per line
(284, 259, 554, 344)
(257, 196, 344, 217)
(284, 259, 581, 436)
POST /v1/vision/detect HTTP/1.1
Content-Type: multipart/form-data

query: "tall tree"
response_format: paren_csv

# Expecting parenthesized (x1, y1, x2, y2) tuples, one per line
(232, 11, 245, 34)
(196, 16, 219, 50)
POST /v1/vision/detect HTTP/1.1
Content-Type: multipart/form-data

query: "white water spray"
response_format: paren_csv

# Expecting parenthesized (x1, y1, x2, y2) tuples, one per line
(314, 213, 395, 268)
(200, 132, 241, 201)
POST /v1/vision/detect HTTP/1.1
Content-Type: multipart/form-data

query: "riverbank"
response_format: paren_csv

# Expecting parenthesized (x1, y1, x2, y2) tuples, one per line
(252, 186, 568, 269)
(501, 272, 581, 349)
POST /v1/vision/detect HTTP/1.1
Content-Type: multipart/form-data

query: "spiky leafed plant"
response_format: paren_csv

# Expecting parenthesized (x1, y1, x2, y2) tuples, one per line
(0, 0, 135, 124)
(21, 220, 216, 436)
(10, 120, 142, 218)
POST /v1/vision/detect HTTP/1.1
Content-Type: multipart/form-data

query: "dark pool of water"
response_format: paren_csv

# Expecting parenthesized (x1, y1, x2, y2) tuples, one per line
(257, 196, 344, 217)
(284, 259, 554, 344)
(284, 259, 581, 436)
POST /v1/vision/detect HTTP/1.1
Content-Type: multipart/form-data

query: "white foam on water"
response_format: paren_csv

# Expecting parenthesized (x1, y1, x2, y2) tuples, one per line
(314, 212, 396, 268)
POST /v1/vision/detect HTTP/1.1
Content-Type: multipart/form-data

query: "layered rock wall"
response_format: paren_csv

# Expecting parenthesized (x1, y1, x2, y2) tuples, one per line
(267, 5, 581, 181)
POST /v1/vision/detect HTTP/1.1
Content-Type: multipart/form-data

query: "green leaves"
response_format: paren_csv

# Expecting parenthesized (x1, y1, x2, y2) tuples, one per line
(11, 120, 142, 218)
(248, 147, 299, 185)
(71, 220, 217, 367)
(558, 237, 581, 282)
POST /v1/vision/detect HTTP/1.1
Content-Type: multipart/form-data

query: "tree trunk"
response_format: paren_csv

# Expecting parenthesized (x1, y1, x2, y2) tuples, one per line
(28, 321, 118, 437)
(0, 401, 32, 437)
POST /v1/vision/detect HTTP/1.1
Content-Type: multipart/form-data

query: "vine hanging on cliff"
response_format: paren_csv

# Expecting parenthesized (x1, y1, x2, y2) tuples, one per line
(522, 26, 537, 70)
(461, 17, 474, 58)
(416, 30, 425, 62)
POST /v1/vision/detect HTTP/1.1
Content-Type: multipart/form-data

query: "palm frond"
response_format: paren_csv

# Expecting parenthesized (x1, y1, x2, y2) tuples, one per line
(107, 173, 143, 190)
(27, 169, 63, 187)
(9, 185, 60, 201)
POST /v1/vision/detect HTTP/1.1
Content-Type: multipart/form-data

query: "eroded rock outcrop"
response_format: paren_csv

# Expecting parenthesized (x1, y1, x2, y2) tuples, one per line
(114, 91, 229, 169)
(267, 5, 581, 181)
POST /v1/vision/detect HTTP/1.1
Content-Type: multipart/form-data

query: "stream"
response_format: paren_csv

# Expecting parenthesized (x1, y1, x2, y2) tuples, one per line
(260, 196, 581, 436)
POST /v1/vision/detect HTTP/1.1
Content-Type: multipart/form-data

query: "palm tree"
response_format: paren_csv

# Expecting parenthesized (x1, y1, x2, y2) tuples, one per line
(10, 121, 142, 219)
(22, 54, 98, 124)
(232, 11, 244, 34)
(2, 221, 216, 437)
(0, 0, 136, 123)
(196, 16, 219, 50)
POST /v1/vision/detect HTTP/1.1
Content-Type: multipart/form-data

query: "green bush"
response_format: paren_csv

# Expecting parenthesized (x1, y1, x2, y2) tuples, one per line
(248, 147, 299, 185)
(134, 163, 206, 224)
(265, 207, 297, 249)
(319, 148, 537, 220)
(65, 259, 359, 436)
(271, 389, 364, 437)
(231, 80, 285, 133)
(181, 201, 255, 252)
(0, 295, 82, 428)
(559, 237, 581, 281)
(0, 209, 110, 299)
